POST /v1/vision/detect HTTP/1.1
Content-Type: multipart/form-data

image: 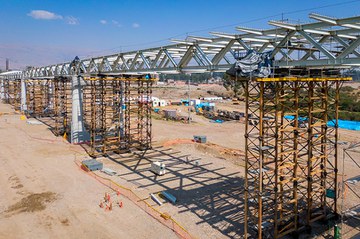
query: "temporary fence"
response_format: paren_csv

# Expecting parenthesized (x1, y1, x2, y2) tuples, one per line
(2, 110, 193, 238)
(285, 115, 360, 131)
(341, 144, 360, 222)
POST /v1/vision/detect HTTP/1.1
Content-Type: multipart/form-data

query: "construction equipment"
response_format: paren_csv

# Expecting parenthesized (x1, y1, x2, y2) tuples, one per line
(82, 159, 103, 171)
(151, 161, 166, 176)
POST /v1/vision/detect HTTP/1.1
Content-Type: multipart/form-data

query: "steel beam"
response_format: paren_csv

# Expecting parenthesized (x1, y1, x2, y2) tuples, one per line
(337, 37, 360, 59)
(1, 13, 360, 79)
(298, 30, 336, 59)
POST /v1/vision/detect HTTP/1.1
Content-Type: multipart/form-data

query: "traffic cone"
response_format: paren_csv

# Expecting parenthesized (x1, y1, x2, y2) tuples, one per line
(107, 193, 111, 202)
(104, 192, 108, 202)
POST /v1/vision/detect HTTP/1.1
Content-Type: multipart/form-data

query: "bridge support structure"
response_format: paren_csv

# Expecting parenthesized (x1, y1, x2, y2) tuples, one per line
(0, 74, 154, 154)
(71, 75, 89, 144)
(82, 76, 153, 156)
(1, 12, 360, 238)
(244, 73, 351, 238)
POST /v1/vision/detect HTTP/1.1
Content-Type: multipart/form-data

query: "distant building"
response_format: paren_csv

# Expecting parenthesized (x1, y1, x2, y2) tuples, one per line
(166, 79, 175, 84)
(5, 58, 9, 71)
(152, 97, 166, 107)
(201, 97, 223, 101)
(208, 76, 222, 84)
(155, 81, 165, 85)
(190, 99, 201, 106)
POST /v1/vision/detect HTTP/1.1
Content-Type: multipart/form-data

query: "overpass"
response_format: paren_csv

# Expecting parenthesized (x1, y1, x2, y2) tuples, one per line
(1, 13, 360, 239)
(1, 13, 360, 80)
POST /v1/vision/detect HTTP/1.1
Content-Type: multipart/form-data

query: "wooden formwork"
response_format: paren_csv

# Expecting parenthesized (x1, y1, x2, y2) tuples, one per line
(25, 79, 54, 117)
(1, 80, 21, 109)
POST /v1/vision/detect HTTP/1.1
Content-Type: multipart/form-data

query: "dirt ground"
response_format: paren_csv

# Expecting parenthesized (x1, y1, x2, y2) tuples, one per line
(0, 102, 178, 239)
(0, 83, 359, 238)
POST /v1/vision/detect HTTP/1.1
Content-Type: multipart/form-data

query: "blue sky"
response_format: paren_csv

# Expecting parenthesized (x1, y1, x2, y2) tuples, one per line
(1, 0, 360, 69)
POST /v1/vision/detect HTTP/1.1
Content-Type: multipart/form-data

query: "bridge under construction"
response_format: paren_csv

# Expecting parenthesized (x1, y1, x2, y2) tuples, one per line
(1, 13, 360, 238)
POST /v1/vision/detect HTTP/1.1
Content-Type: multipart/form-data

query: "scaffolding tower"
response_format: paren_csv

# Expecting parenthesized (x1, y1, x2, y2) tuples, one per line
(83, 77, 123, 156)
(244, 71, 351, 238)
(83, 76, 153, 156)
(0, 79, 10, 104)
(25, 79, 53, 117)
(124, 78, 152, 150)
(6, 80, 21, 110)
(53, 78, 72, 136)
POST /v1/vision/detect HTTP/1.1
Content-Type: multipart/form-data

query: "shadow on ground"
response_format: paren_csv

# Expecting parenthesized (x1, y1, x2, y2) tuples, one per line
(105, 145, 245, 239)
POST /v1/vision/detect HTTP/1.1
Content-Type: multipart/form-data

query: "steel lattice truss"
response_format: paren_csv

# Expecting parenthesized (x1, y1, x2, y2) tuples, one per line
(0, 12, 359, 239)
(1, 13, 360, 80)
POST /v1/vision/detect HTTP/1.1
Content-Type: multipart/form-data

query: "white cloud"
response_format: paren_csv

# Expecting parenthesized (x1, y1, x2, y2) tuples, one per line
(112, 20, 122, 27)
(27, 10, 63, 20)
(132, 23, 140, 28)
(27, 10, 79, 25)
(66, 16, 79, 25)
(100, 20, 107, 25)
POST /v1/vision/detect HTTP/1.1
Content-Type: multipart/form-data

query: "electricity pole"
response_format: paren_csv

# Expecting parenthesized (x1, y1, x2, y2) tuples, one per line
(188, 75, 191, 124)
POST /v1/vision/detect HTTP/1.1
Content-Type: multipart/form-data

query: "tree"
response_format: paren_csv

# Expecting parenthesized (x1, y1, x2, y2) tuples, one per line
(222, 73, 244, 98)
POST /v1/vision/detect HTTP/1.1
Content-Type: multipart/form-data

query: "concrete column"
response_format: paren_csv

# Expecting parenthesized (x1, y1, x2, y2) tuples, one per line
(49, 80, 54, 110)
(0, 79, 4, 100)
(20, 79, 27, 111)
(70, 75, 89, 144)
(120, 81, 124, 137)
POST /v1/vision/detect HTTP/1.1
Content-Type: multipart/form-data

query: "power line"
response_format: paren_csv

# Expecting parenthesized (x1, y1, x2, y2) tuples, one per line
(196, 0, 360, 32)
(81, 0, 360, 58)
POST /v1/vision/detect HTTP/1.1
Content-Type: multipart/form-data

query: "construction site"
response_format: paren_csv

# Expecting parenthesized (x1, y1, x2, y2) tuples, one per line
(1, 11, 360, 239)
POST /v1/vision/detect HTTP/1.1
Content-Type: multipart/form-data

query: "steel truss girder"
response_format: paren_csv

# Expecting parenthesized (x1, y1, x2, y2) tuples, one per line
(1, 13, 360, 80)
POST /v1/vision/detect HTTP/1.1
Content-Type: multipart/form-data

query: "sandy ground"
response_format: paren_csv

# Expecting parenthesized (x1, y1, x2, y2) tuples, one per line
(93, 142, 245, 239)
(153, 114, 245, 151)
(0, 81, 360, 239)
(0, 103, 178, 239)
(153, 83, 233, 101)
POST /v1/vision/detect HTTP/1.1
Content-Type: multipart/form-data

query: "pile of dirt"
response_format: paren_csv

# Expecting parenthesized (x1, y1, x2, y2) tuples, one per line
(152, 84, 232, 100)
(163, 138, 245, 166)
(6, 192, 57, 214)
(195, 142, 245, 166)
(162, 138, 195, 147)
